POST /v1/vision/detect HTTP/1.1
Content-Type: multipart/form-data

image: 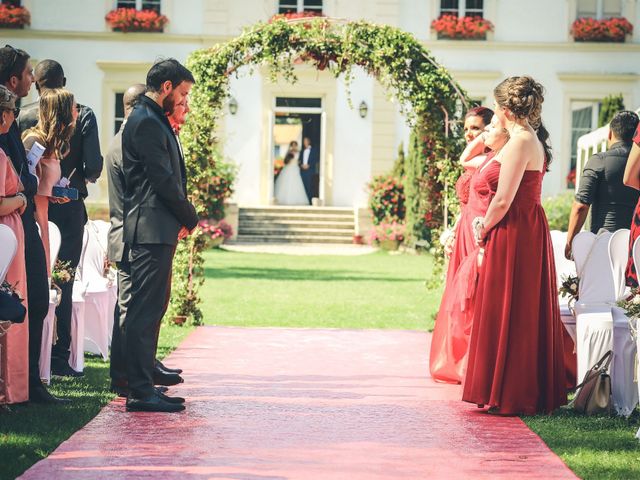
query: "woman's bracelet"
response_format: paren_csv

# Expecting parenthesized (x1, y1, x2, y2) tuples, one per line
(16, 193, 27, 208)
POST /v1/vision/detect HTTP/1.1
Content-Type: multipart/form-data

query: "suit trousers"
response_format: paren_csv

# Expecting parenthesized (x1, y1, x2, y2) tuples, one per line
(50, 199, 87, 366)
(22, 202, 49, 387)
(109, 256, 131, 384)
(125, 243, 175, 398)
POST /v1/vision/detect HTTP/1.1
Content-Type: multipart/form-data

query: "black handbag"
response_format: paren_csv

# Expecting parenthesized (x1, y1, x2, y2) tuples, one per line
(0, 288, 26, 324)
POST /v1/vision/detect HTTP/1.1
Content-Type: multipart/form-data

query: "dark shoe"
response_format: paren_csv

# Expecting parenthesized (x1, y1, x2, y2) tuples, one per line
(155, 388, 185, 404)
(30, 383, 71, 405)
(51, 362, 84, 378)
(126, 392, 185, 412)
(155, 359, 182, 375)
(156, 386, 169, 393)
(153, 370, 183, 386)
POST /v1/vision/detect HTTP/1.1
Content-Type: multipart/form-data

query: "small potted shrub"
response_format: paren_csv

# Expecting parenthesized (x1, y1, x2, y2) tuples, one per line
(105, 7, 169, 33)
(0, 3, 30, 29)
(571, 17, 633, 42)
(431, 14, 494, 40)
(370, 222, 406, 251)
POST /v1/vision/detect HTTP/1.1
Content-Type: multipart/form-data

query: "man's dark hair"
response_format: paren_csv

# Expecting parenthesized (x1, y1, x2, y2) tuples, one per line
(610, 110, 639, 143)
(34, 59, 65, 90)
(146, 58, 195, 93)
(0, 45, 30, 85)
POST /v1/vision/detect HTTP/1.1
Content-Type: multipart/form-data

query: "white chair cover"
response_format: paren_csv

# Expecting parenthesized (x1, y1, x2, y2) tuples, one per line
(550, 230, 578, 345)
(48, 221, 61, 274)
(607, 229, 637, 416)
(39, 222, 62, 384)
(0, 224, 17, 283)
(69, 228, 89, 372)
(572, 231, 597, 277)
(575, 231, 614, 383)
(81, 222, 112, 360)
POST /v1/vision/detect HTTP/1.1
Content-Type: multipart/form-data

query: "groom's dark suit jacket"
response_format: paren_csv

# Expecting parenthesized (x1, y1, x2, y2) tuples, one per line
(122, 95, 198, 246)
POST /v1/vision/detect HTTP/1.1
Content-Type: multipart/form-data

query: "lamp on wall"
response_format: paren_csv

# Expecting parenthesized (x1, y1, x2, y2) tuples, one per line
(359, 100, 368, 119)
(228, 97, 238, 115)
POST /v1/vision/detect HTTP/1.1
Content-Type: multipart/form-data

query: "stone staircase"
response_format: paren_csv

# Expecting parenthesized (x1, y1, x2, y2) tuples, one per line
(235, 206, 355, 244)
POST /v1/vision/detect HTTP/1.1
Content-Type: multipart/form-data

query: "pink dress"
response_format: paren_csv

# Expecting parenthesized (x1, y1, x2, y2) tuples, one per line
(429, 155, 496, 383)
(0, 148, 29, 404)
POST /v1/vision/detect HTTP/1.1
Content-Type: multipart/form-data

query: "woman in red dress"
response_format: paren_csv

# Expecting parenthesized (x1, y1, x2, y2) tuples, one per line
(430, 113, 507, 384)
(623, 124, 640, 286)
(0, 86, 29, 404)
(462, 76, 568, 415)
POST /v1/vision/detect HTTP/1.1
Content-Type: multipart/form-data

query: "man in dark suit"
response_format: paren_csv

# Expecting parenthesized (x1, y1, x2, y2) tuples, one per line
(18, 60, 103, 377)
(107, 84, 183, 398)
(299, 136, 319, 203)
(0, 46, 68, 403)
(121, 59, 198, 412)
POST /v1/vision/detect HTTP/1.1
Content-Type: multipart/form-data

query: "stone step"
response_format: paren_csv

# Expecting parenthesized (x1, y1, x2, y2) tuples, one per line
(239, 220, 355, 230)
(238, 227, 354, 237)
(240, 213, 355, 223)
(234, 234, 354, 244)
(240, 206, 353, 215)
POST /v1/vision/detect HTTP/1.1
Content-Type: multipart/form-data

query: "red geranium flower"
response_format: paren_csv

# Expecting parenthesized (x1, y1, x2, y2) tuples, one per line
(105, 8, 169, 33)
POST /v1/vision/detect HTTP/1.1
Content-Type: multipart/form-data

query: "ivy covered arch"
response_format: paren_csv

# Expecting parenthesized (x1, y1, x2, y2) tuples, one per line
(171, 18, 469, 324)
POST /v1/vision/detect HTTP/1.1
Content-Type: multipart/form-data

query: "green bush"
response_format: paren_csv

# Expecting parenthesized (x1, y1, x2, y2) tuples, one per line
(598, 93, 625, 127)
(543, 191, 574, 231)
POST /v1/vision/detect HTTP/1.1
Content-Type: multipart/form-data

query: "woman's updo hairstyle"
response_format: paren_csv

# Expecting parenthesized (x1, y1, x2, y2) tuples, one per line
(494, 76, 545, 129)
(464, 106, 494, 126)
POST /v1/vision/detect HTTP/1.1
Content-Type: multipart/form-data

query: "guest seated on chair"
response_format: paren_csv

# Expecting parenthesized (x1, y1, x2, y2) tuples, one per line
(565, 110, 640, 260)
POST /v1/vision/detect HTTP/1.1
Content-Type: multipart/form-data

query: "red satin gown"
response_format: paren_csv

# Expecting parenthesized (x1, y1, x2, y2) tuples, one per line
(429, 155, 497, 383)
(462, 161, 568, 415)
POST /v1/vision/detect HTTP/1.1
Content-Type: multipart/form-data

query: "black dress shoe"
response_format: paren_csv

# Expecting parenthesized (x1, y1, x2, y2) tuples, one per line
(110, 383, 129, 398)
(30, 383, 71, 405)
(156, 386, 169, 393)
(155, 388, 185, 404)
(155, 358, 183, 375)
(51, 363, 84, 378)
(153, 370, 184, 386)
(126, 392, 185, 412)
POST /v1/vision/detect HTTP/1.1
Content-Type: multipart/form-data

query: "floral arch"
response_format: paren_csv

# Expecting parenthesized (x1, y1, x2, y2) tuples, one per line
(171, 17, 469, 324)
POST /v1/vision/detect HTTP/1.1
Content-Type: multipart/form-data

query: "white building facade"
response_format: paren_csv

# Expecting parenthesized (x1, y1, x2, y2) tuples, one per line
(3, 0, 640, 206)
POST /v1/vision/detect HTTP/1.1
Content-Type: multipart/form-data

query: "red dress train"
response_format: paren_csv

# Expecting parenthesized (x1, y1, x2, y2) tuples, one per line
(462, 162, 568, 415)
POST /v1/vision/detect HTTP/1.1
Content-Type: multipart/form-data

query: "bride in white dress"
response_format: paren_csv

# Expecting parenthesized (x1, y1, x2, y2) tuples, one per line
(275, 151, 309, 205)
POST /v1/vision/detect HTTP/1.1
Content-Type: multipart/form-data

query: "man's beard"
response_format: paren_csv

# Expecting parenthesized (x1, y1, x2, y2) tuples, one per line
(162, 94, 176, 115)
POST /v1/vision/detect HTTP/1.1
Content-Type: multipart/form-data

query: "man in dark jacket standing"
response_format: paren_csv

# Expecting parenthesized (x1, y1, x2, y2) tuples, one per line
(122, 59, 198, 412)
(565, 110, 640, 259)
(18, 60, 103, 377)
(0, 46, 67, 403)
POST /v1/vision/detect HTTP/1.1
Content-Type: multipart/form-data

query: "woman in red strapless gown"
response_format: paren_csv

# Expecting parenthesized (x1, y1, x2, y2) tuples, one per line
(430, 114, 507, 384)
(462, 77, 567, 415)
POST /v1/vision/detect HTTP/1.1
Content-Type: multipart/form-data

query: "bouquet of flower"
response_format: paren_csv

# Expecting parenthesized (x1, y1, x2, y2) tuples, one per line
(617, 288, 640, 340)
(571, 17, 633, 42)
(51, 260, 76, 287)
(431, 14, 494, 40)
(559, 274, 580, 303)
(0, 280, 23, 302)
(274, 158, 285, 178)
(105, 8, 169, 33)
(0, 4, 30, 29)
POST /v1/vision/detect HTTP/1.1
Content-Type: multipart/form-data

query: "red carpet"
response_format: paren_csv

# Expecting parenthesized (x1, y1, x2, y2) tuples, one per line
(20, 327, 577, 479)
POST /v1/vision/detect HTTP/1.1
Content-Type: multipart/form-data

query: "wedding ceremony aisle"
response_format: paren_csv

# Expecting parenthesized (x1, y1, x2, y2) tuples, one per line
(20, 326, 576, 479)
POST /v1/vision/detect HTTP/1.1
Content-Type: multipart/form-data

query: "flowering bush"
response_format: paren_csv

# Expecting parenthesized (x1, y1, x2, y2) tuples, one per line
(369, 222, 406, 244)
(368, 175, 406, 225)
(105, 8, 169, 33)
(198, 219, 233, 247)
(201, 160, 236, 220)
(0, 4, 30, 28)
(431, 15, 494, 40)
(566, 168, 576, 189)
(571, 17, 633, 42)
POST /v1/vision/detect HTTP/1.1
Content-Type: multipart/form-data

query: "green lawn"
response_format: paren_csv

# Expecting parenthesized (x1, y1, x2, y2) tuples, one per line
(200, 249, 441, 330)
(3, 248, 640, 480)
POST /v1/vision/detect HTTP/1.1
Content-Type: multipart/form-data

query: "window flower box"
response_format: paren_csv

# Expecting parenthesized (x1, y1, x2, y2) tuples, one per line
(269, 11, 325, 23)
(571, 17, 633, 42)
(105, 8, 168, 33)
(431, 14, 494, 40)
(0, 4, 30, 29)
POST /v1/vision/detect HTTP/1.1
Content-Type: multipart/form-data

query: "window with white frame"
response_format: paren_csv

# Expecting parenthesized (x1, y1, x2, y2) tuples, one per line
(569, 100, 601, 183)
(116, 0, 161, 12)
(1, 0, 22, 5)
(577, 0, 621, 19)
(114, 92, 125, 135)
(278, 0, 323, 15)
(440, 0, 484, 17)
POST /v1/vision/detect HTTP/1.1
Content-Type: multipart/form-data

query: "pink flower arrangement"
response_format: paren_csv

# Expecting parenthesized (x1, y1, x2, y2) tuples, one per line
(431, 14, 494, 40)
(105, 8, 169, 33)
(0, 4, 30, 29)
(197, 220, 233, 247)
(571, 17, 633, 42)
(369, 221, 406, 244)
(269, 11, 325, 23)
